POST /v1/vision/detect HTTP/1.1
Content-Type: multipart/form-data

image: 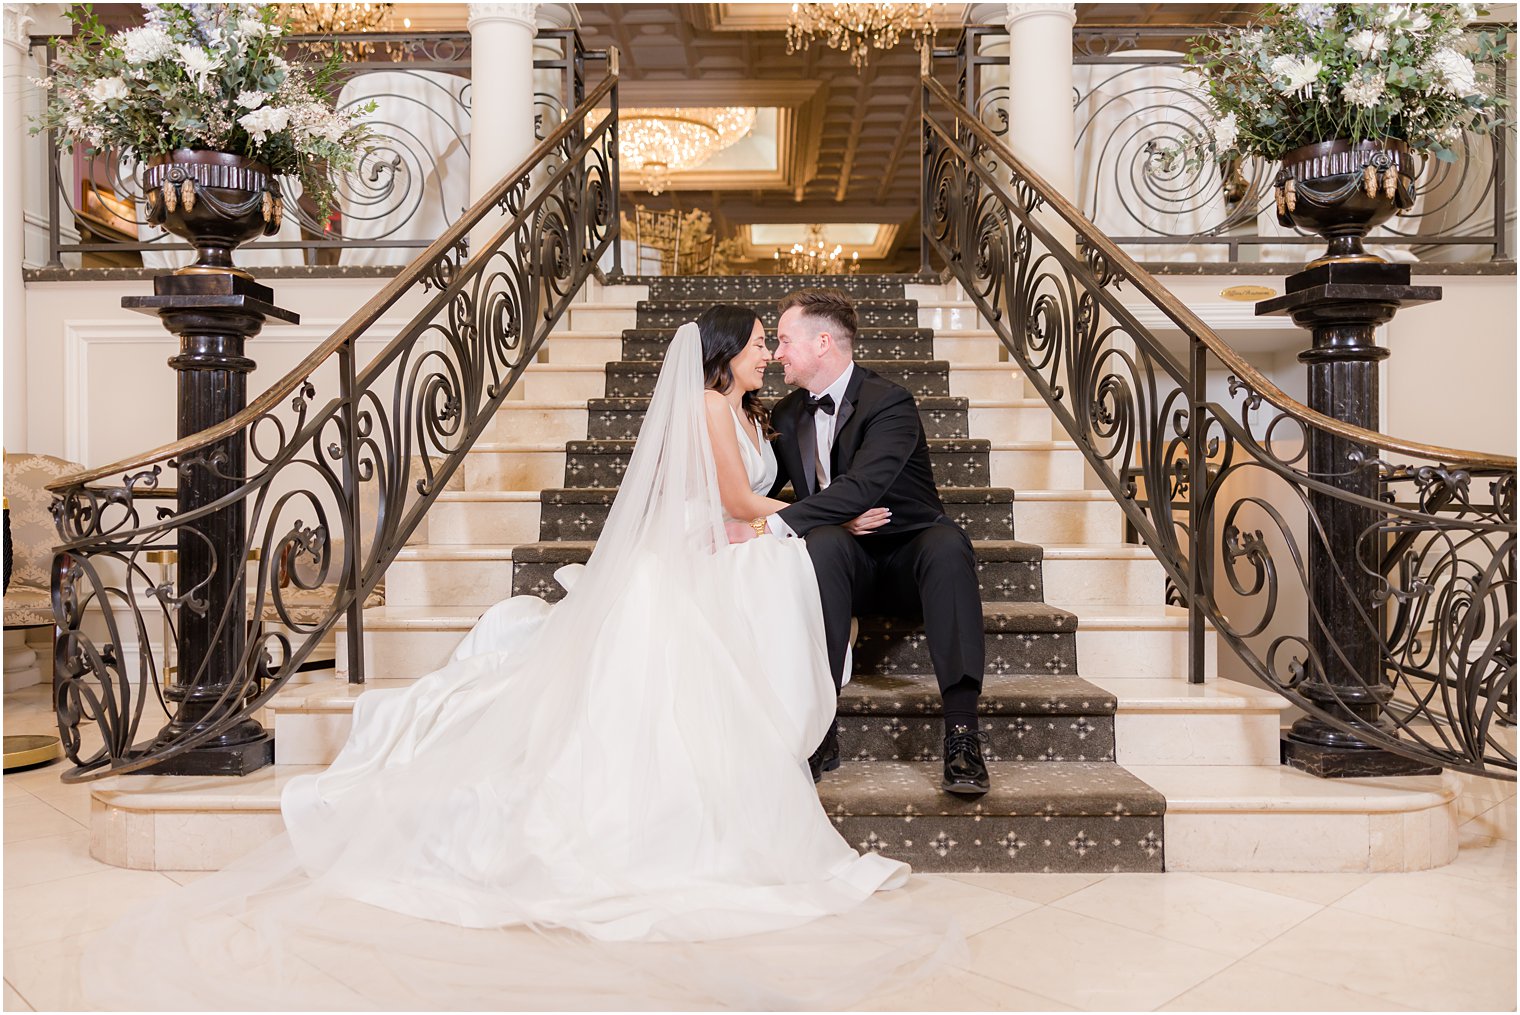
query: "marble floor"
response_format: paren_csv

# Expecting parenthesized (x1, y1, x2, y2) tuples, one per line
(4, 683, 1515, 1012)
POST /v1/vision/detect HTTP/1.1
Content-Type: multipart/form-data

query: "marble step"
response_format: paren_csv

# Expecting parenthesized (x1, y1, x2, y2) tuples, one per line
(620, 326, 939, 364)
(642, 273, 915, 301)
(534, 486, 1017, 542)
(1013, 490, 1129, 545)
(637, 298, 919, 330)
(819, 760, 1165, 873)
(409, 484, 1124, 548)
(581, 395, 973, 441)
(454, 438, 1028, 491)
(86, 758, 1458, 874)
(268, 676, 1278, 771)
(551, 437, 996, 490)
(336, 600, 1079, 682)
(485, 401, 588, 443)
(386, 540, 1164, 610)
(838, 674, 1118, 763)
(603, 360, 952, 400)
(539, 329, 1007, 367)
(509, 538, 1044, 604)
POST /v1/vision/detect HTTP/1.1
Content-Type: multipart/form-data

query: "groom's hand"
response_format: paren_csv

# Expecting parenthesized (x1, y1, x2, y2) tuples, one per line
(724, 520, 758, 544)
(844, 507, 891, 536)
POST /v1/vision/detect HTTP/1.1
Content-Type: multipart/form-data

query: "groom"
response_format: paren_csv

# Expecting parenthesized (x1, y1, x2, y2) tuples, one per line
(755, 288, 989, 796)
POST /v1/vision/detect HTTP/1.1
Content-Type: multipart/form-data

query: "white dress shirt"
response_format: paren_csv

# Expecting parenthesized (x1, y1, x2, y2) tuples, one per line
(768, 363, 855, 538)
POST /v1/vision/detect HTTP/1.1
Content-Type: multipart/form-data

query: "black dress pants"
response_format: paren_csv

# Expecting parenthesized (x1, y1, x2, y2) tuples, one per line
(802, 522, 984, 695)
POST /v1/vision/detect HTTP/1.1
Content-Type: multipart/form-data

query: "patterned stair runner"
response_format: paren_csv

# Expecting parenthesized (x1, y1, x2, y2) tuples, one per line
(513, 274, 1166, 873)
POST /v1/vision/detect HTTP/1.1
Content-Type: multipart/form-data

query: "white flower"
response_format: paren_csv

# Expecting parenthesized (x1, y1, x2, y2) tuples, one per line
(236, 90, 268, 109)
(1427, 47, 1480, 96)
(1455, 3, 1478, 23)
(177, 44, 220, 86)
(238, 105, 290, 144)
(237, 16, 269, 39)
(1212, 111, 1239, 151)
(1269, 55, 1323, 93)
(1348, 29, 1391, 59)
(88, 76, 130, 103)
(118, 26, 176, 65)
(1406, 10, 1432, 33)
(1295, 4, 1334, 29)
(1378, 4, 1410, 27)
(1343, 72, 1388, 107)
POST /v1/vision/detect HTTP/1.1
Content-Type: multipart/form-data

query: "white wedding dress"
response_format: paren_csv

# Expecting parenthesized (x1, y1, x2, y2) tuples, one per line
(81, 323, 957, 1011)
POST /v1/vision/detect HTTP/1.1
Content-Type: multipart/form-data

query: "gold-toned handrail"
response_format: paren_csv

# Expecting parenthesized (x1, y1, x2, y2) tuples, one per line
(50, 73, 620, 493)
(923, 75, 1516, 472)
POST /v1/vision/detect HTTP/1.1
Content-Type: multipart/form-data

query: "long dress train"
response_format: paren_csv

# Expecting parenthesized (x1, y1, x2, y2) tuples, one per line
(79, 322, 962, 1010)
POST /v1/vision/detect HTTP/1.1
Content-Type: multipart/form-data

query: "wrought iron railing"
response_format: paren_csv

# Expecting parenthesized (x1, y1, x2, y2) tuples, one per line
(958, 25, 1516, 263)
(921, 66, 1516, 779)
(32, 29, 596, 268)
(46, 64, 621, 782)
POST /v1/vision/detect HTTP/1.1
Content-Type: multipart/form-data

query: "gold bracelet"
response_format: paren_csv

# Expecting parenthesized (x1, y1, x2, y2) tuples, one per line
(750, 517, 767, 537)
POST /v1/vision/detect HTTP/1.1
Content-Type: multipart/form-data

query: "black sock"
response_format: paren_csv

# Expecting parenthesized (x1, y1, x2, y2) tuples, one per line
(942, 676, 980, 735)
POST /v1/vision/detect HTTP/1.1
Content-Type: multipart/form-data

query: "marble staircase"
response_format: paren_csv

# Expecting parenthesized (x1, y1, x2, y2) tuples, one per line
(86, 274, 1462, 875)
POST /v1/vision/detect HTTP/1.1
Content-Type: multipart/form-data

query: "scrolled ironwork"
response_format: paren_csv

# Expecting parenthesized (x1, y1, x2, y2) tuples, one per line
(47, 67, 621, 782)
(921, 66, 1516, 779)
(953, 24, 1514, 262)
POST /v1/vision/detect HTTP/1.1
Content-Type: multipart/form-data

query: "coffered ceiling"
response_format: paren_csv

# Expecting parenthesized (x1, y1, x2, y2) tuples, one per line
(571, 4, 1262, 265)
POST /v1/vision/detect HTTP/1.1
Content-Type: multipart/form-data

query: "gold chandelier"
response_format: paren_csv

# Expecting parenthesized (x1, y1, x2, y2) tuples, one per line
(774, 225, 861, 275)
(282, 3, 394, 34)
(603, 107, 757, 196)
(786, 3, 936, 70)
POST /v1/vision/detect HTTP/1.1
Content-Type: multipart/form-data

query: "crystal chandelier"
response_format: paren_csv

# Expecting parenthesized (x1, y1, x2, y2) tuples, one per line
(606, 107, 757, 196)
(786, 3, 936, 70)
(774, 225, 862, 275)
(283, 3, 394, 34)
(282, 3, 395, 59)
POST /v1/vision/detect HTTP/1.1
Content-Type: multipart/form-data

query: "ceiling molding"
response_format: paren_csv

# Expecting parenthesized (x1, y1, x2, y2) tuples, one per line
(701, 4, 973, 31)
(739, 223, 901, 260)
(612, 78, 823, 108)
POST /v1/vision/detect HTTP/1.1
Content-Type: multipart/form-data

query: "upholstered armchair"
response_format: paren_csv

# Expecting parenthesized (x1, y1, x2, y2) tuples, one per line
(3, 453, 80, 691)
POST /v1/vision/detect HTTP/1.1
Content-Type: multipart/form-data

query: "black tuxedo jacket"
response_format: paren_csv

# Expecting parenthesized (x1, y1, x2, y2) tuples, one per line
(769, 365, 949, 537)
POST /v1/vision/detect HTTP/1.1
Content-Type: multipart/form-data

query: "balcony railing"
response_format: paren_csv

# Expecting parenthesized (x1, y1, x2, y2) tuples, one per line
(959, 24, 1517, 264)
(32, 29, 594, 270)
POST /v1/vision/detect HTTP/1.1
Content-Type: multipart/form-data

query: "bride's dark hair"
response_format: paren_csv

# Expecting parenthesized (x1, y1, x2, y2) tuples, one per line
(696, 303, 774, 438)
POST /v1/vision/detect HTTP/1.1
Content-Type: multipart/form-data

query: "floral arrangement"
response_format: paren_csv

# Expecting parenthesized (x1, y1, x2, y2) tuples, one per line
(1160, 3, 1510, 170)
(33, 3, 372, 218)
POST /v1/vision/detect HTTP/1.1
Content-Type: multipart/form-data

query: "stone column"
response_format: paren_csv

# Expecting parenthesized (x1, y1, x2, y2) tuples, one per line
(1258, 261, 1443, 779)
(466, 2, 539, 234)
(3, 5, 35, 448)
(1003, 3, 1076, 202)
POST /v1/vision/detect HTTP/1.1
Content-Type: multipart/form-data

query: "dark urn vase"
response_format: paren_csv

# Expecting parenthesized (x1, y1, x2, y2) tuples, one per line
(143, 149, 283, 278)
(1273, 138, 1416, 269)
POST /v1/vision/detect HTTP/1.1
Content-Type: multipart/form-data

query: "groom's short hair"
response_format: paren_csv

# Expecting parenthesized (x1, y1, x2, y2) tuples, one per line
(779, 288, 856, 353)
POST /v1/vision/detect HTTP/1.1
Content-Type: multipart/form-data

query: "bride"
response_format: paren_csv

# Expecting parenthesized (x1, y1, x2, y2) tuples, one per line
(83, 307, 961, 1010)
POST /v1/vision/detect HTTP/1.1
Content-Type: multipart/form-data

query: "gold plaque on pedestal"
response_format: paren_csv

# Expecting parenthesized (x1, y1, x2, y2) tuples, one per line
(1221, 285, 1278, 302)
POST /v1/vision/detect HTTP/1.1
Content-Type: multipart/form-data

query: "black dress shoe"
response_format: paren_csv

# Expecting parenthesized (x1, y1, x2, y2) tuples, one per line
(808, 720, 840, 783)
(942, 725, 990, 796)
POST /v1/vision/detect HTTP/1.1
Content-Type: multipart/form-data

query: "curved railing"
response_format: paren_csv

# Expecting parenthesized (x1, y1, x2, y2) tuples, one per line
(921, 70, 1516, 779)
(47, 67, 622, 782)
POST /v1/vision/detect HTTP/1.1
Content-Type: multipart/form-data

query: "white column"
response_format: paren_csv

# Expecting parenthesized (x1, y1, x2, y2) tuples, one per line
(1003, 3, 1076, 201)
(4, 4, 36, 449)
(466, 3, 539, 216)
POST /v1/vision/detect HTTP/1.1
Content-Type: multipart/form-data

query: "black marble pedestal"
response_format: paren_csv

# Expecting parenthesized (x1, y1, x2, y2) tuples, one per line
(1257, 262, 1443, 778)
(123, 273, 299, 776)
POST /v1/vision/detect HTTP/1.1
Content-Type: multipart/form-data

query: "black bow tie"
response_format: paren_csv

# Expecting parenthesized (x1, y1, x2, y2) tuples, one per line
(805, 393, 836, 416)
